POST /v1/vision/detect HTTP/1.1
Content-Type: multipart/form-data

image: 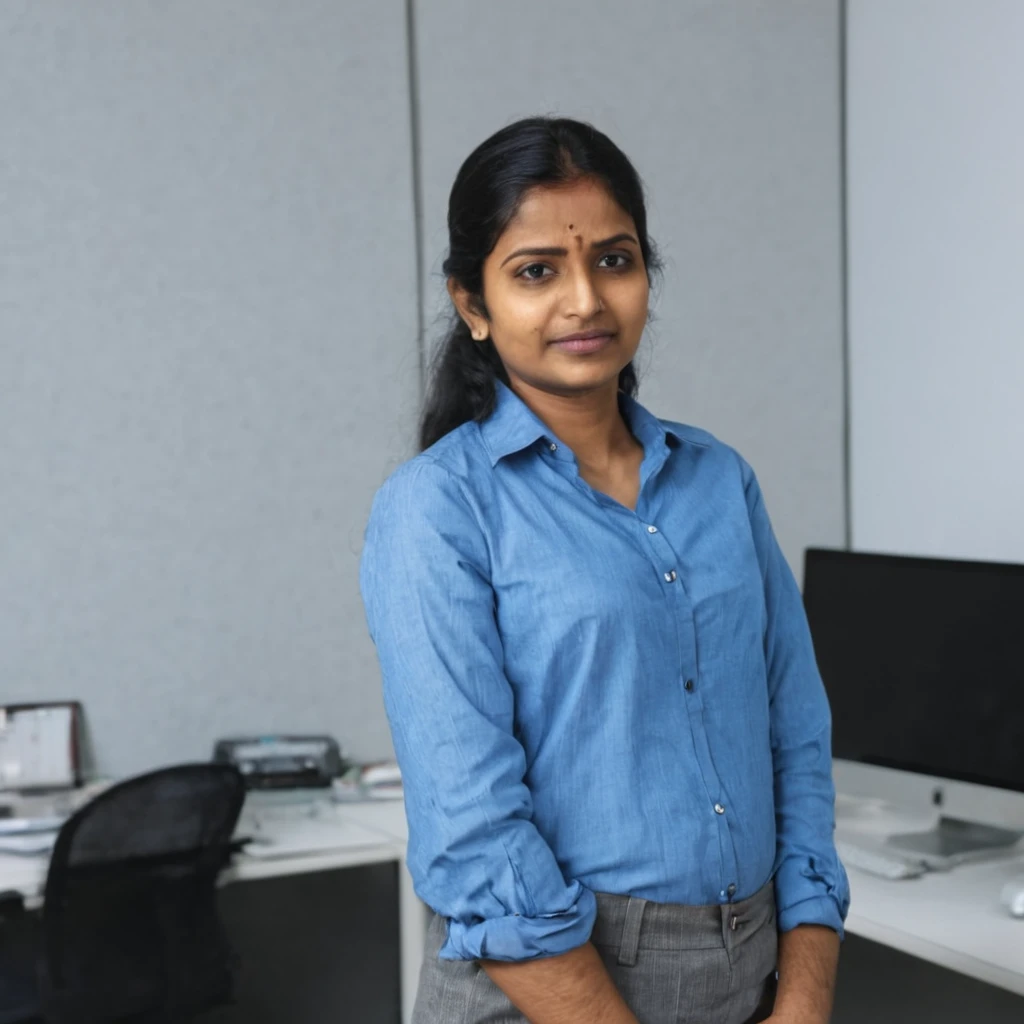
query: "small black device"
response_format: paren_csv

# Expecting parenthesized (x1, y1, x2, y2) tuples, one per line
(212, 735, 346, 789)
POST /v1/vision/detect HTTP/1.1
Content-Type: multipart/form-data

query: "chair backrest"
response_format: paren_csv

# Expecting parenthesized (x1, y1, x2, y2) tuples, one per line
(39, 762, 245, 1023)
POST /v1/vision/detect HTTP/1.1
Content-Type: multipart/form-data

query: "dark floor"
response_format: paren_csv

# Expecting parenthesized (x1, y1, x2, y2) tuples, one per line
(833, 932, 1024, 1023)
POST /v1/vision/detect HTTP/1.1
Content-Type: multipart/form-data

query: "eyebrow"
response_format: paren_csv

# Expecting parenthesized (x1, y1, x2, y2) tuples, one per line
(499, 232, 639, 268)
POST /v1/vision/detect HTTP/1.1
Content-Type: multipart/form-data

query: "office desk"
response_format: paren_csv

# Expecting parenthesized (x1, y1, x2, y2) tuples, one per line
(0, 796, 426, 1024)
(844, 855, 1024, 996)
(6, 792, 1023, 1015)
(836, 797, 1024, 998)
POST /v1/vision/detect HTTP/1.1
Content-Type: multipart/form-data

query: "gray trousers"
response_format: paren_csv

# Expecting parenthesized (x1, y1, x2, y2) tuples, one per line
(412, 881, 778, 1024)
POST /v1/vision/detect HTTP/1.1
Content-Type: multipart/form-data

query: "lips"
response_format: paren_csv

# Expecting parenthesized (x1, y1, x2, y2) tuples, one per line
(550, 330, 615, 354)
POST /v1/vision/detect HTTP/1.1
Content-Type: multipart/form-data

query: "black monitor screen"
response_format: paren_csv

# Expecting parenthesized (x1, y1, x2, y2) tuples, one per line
(802, 548, 1024, 793)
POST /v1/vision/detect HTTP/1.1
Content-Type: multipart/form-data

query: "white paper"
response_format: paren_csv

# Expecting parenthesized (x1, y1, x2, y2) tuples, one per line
(0, 706, 76, 790)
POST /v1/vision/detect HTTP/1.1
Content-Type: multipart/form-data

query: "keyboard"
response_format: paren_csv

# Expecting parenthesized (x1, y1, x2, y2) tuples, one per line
(835, 839, 928, 879)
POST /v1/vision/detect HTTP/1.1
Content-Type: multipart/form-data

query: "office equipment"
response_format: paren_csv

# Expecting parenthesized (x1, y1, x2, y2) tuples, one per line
(0, 702, 82, 791)
(332, 760, 404, 802)
(1001, 878, 1024, 918)
(361, 761, 403, 798)
(213, 734, 346, 789)
(834, 838, 927, 880)
(30, 763, 246, 1023)
(804, 548, 1024, 863)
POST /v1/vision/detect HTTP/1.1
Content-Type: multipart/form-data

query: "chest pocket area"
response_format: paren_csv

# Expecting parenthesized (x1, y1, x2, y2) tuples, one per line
(687, 546, 768, 701)
(490, 534, 661, 660)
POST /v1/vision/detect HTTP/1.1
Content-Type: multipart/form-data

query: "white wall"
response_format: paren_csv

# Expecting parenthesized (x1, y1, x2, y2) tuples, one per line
(414, 0, 847, 575)
(848, 0, 1024, 563)
(0, 1, 419, 776)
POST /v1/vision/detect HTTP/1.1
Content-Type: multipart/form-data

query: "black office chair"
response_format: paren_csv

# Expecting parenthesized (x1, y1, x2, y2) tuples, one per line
(2, 762, 246, 1024)
(0, 891, 42, 1024)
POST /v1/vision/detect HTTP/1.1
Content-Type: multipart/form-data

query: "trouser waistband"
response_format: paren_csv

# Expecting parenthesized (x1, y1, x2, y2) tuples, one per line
(591, 879, 776, 967)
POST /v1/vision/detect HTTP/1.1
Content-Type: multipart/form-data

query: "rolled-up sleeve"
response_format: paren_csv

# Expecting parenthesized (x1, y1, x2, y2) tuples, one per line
(358, 457, 597, 961)
(741, 458, 851, 938)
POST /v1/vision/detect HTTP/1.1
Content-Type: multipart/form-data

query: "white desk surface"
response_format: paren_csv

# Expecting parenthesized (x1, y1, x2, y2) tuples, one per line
(836, 796, 1024, 996)
(0, 794, 410, 904)
(845, 854, 1024, 995)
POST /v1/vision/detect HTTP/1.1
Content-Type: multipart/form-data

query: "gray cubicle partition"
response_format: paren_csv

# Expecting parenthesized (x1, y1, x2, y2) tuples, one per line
(412, 0, 847, 575)
(1, 0, 846, 781)
(0, 1, 419, 778)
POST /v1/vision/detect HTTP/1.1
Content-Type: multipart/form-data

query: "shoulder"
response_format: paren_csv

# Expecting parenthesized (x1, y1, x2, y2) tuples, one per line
(361, 429, 493, 582)
(659, 416, 754, 480)
(367, 422, 489, 519)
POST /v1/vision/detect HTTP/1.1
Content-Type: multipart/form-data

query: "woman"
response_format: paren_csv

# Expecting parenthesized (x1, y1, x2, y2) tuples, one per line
(360, 117, 849, 1024)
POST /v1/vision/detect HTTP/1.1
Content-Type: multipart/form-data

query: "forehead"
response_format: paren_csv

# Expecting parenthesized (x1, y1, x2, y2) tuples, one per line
(498, 178, 635, 243)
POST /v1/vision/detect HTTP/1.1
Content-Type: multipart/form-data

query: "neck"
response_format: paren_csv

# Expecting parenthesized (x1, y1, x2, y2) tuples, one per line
(506, 376, 640, 470)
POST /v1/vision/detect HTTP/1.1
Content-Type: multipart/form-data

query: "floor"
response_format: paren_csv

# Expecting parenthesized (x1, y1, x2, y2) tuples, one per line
(833, 932, 1024, 1023)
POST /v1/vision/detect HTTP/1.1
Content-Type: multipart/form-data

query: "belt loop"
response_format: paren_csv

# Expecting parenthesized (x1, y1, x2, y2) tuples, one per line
(616, 896, 647, 967)
(720, 904, 735, 962)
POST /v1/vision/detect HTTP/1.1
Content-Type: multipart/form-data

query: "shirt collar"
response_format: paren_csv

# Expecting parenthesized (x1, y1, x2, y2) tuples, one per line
(480, 378, 682, 468)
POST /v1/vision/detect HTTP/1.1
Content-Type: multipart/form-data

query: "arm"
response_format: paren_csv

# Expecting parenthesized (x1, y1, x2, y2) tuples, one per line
(481, 945, 638, 1024)
(770, 925, 840, 1024)
(741, 458, 850, 1021)
(360, 458, 633, 1021)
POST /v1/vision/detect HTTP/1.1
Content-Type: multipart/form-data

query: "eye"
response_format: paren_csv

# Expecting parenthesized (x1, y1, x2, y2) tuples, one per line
(516, 262, 553, 282)
(598, 252, 632, 270)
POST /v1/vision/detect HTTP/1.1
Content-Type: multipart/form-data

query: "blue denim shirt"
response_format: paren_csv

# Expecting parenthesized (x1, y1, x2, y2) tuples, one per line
(359, 378, 850, 962)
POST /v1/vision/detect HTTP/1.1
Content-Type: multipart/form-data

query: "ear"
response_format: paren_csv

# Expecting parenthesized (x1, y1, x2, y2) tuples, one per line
(447, 278, 490, 342)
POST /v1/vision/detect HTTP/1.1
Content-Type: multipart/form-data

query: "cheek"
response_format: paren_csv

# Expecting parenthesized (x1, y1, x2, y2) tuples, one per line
(488, 285, 557, 338)
(606, 276, 649, 326)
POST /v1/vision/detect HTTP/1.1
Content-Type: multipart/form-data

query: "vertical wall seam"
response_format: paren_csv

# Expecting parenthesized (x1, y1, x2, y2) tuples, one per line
(404, 0, 426, 400)
(839, 0, 852, 551)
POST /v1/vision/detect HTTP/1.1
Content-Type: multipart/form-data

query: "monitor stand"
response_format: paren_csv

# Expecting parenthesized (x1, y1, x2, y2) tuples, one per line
(886, 816, 1023, 868)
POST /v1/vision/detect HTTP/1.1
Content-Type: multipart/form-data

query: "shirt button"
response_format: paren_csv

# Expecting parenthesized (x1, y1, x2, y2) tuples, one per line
(549, 443, 557, 451)
(727, 883, 737, 897)
(684, 679, 694, 692)
(663, 570, 677, 582)
(714, 803, 726, 815)
(647, 525, 658, 534)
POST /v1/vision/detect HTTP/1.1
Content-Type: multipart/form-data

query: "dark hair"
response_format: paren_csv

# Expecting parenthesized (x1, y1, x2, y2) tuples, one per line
(418, 116, 661, 452)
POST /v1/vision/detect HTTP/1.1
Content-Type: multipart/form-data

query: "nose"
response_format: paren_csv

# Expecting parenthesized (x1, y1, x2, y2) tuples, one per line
(562, 264, 603, 320)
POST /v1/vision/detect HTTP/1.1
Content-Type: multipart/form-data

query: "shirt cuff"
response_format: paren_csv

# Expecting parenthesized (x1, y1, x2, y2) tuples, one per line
(776, 893, 847, 940)
(439, 884, 597, 962)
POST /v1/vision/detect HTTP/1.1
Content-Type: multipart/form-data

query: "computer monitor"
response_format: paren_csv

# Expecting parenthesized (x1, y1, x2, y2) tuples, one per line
(802, 548, 1024, 860)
